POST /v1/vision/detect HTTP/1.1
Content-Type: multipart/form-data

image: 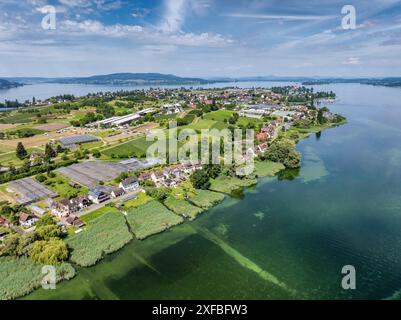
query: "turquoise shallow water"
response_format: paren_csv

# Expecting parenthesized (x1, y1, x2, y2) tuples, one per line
(25, 83, 401, 300)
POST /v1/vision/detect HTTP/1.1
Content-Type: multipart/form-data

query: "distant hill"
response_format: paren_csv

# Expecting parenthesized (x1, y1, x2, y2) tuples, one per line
(48, 73, 213, 85)
(302, 77, 401, 87)
(0, 79, 24, 89)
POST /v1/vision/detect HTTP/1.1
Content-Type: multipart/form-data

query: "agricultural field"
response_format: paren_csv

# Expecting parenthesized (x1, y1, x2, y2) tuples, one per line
(253, 160, 285, 177)
(236, 117, 264, 127)
(164, 196, 203, 220)
(33, 122, 68, 132)
(126, 200, 183, 240)
(209, 176, 257, 194)
(0, 256, 75, 300)
(203, 110, 235, 122)
(188, 189, 225, 209)
(101, 136, 153, 159)
(66, 209, 133, 267)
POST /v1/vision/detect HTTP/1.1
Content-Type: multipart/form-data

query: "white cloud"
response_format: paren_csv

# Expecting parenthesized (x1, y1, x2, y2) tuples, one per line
(343, 57, 361, 65)
(222, 13, 337, 21)
(159, 0, 187, 33)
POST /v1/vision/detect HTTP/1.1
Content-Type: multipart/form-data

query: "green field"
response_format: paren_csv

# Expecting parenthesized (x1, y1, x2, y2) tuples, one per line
(209, 176, 257, 194)
(164, 196, 204, 220)
(80, 206, 117, 224)
(203, 110, 235, 122)
(66, 210, 133, 267)
(126, 200, 183, 240)
(0, 256, 75, 300)
(236, 117, 263, 127)
(188, 189, 225, 209)
(101, 136, 153, 159)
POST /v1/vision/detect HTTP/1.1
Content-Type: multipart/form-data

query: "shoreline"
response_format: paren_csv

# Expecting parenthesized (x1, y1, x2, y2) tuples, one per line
(13, 118, 346, 300)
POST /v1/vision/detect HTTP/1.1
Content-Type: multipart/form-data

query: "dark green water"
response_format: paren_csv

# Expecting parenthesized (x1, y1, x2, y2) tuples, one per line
(26, 84, 401, 300)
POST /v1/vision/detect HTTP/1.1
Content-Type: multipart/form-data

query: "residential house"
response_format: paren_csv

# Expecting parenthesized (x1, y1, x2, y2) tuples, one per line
(151, 171, 165, 185)
(19, 213, 39, 228)
(65, 215, 85, 228)
(138, 172, 152, 182)
(29, 152, 44, 165)
(119, 176, 139, 192)
(51, 196, 91, 218)
(88, 187, 111, 204)
(0, 217, 10, 227)
(111, 187, 125, 198)
(256, 132, 268, 143)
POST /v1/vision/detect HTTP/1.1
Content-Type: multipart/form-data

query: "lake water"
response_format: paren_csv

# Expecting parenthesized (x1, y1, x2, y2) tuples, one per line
(23, 83, 401, 300)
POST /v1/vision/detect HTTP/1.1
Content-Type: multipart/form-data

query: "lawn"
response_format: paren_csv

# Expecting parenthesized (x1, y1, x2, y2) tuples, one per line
(253, 160, 285, 177)
(164, 196, 203, 220)
(126, 200, 183, 240)
(119, 192, 152, 209)
(0, 256, 75, 300)
(43, 173, 89, 199)
(66, 209, 133, 267)
(80, 206, 117, 223)
(188, 189, 225, 209)
(92, 129, 121, 138)
(209, 176, 257, 194)
(203, 110, 235, 122)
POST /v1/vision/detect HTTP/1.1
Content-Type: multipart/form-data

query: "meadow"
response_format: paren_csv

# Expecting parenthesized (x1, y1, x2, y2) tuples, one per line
(209, 176, 257, 194)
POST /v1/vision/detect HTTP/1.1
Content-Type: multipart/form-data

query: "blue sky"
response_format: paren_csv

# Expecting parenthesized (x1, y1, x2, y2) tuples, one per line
(1, 0, 401, 77)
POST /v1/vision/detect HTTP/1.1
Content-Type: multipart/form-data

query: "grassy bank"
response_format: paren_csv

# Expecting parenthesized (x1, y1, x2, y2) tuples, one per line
(209, 176, 257, 194)
(189, 189, 225, 209)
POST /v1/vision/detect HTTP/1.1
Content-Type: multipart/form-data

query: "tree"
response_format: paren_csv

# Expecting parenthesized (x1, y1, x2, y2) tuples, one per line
(145, 187, 169, 201)
(36, 214, 56, 227)
(35, 174, 47, 183)
(190, 169, 211, 190)
(35, 225, 62, 241)
(317, 108, 325, 124)
(16, 142, 27, 160)
(45, 143, 57, 160)
(0, 234, 21, 257)
(29, 238, 68, 265)
(265, 139, 301, 169)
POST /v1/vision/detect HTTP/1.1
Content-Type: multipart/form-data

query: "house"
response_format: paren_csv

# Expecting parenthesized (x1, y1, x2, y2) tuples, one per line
(111, 187, 125, 198)
(51, 196, 91, 218)
(138, 172, 152, 182)
(19, 213, 39, 228)
(151, 171, 165, 185)
(65, 215, 85, 228)
(256, 132, 268, 143)
(0, 217, 10, 227)
(255, 143, 268, 154)
(119, 176, 139, 192)
(88, 187, 110, 204)
(163, 178, 176, 187)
